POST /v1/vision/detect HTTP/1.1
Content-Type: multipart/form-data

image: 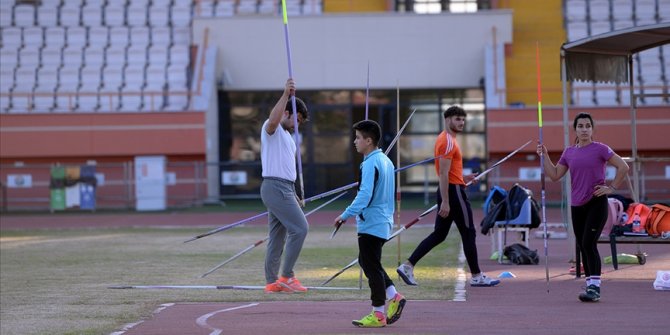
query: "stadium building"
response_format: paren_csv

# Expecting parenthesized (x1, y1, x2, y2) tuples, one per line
(0, 0, 668, 211)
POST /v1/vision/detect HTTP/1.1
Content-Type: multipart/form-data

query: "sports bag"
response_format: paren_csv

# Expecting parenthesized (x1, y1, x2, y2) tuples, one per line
(646, 204, 670, 237)
(503, 243, 539, 265)
(601, 197, 625, 237)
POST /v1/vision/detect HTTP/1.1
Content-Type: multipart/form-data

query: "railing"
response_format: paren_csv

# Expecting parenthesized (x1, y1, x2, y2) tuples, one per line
(1, 156, 668, 212)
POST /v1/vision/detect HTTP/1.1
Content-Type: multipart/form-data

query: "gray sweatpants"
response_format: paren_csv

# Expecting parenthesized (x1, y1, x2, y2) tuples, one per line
(260, 177, 309, 284)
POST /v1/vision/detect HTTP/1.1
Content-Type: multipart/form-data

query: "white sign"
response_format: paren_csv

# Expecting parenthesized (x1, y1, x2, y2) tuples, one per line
(166, 172, 177, 186)
(222, 171, 248, 185)
(605, 166, 616, 180)
(65, 185, 80, 208)
(135, 156, 166, 211)
(95, 173, 105, 186)
(519, 167, 541, 181)
(7, 174, 32, 188)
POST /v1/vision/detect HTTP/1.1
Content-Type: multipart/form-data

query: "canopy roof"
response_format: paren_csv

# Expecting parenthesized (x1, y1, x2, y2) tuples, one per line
(562, 22, 670, 83)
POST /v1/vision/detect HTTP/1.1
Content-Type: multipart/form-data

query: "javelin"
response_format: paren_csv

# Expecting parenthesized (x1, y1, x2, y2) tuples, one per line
(365, 61, 369, 120)
(108, 285, 359, 291)
(183, 110, 416, 243)
(390, 139, 532, 236)
(200, 190, 348, 278)
(281, 0, 305, 203)
(329, 149, 442, 239)
(536, 42, 550, 292)
(321, 140, 532, 286)
(320, 203, 438, 286)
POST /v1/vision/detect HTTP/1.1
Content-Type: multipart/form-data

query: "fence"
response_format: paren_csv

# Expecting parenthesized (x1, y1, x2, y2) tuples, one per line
(1, 156, 669, 212)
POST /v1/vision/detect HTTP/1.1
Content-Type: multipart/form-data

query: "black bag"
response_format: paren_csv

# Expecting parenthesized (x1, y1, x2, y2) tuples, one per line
(503, 243, 539, 265)
(506, 184, 541, 229)
(481, 200, 506, 235)
(480, 184, 541, 234)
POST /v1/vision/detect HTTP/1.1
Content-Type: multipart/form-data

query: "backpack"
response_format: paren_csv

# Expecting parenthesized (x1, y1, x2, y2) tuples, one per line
(646, 204, 670, 237)
(601, 198, 625, 237)
(503, 243, 539, 265)
(480, 184, 541, 234)
(505, 184, 541, 229)
(483, 185, 507, 214)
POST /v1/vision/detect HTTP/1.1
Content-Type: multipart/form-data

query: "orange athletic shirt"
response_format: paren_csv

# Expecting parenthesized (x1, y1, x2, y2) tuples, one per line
(434, 131, 464, 185)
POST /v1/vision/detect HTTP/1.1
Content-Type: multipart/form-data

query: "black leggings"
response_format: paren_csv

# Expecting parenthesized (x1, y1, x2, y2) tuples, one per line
(407, 184, 481, 275)
(572, 195, 608, 278)
(358, 233, 394, 307)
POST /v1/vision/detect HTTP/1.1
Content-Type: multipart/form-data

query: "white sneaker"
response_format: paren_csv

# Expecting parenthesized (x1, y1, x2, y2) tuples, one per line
(396, 263, 418, 286)
(470, 273, 500, 287)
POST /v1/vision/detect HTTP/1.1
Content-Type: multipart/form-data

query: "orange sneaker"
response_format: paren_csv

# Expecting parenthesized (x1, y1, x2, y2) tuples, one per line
(264, 281, 293, 293)
(278, 276, 308, 292)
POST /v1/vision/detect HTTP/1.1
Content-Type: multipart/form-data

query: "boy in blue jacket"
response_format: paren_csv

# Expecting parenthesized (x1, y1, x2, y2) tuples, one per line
(334, 120, 406, 328)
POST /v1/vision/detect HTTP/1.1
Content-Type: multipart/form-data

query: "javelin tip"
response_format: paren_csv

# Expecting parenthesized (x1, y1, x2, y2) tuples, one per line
(183, 237, 198, 244)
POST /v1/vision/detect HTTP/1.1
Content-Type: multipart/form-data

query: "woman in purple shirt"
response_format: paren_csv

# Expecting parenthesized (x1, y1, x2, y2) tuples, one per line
(537, 112, 629, 302)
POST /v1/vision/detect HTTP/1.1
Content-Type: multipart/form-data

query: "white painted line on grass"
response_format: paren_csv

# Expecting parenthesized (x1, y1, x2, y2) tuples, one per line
(195, 303, 259, 335)
(453, 246, 468, 302)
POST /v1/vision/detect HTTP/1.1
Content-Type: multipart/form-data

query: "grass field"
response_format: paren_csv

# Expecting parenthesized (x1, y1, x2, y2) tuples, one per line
(0, 223, 462, 335)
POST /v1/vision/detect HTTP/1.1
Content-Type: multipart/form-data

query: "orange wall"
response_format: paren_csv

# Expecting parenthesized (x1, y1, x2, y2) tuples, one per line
(487, 106, 670, 155)
(323, 0, 389, 12)
(0, 112, 206, 162)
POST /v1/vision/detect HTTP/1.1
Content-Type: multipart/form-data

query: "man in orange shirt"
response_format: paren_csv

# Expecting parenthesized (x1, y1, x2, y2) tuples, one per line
(397, 106, 500, 287)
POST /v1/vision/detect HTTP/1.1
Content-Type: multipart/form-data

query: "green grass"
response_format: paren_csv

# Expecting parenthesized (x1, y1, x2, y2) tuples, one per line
(0, 224, 461, 335)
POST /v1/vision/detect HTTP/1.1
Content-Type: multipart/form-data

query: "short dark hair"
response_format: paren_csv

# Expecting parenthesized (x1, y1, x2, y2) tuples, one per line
(573, 112, 594, 129)
(443, 106, 466, 119)
(284, 97, 309, 121)
(352, 120, 382, 147)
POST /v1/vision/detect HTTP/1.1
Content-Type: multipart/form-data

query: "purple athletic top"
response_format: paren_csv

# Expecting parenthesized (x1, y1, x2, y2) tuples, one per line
(557, 141, 614, 206)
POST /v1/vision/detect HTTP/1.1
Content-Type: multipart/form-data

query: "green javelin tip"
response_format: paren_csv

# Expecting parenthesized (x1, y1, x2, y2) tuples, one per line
(282, 0, 288, 24)
(537, 102, 543, 127)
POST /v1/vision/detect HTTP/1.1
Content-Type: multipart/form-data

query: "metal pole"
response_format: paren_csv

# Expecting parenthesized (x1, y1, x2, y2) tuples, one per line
(629, 55, 640, 203)
(396, 82, 402, 268)
(560, 49, 575, 263)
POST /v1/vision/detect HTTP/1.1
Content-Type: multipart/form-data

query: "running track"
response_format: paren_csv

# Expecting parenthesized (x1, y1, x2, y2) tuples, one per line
(3, 209, 668, 335)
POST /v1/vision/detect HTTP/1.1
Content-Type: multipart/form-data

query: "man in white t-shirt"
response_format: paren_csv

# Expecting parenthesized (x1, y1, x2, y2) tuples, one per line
(260, 78, 310, 293)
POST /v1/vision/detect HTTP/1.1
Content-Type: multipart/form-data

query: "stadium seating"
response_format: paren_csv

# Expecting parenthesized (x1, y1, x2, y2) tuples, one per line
(0, 0, 197, 113)
(563, 0, 668, 106)
(0, 0, 664, 114)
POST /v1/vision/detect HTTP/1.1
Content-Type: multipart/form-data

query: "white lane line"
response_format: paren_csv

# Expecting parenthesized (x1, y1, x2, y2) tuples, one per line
(110, 303, 174, 335)
(195, 303, 259, 335)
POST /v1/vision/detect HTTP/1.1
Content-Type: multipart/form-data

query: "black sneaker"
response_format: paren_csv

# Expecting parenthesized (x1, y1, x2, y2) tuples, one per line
(578, 285, 600, 302)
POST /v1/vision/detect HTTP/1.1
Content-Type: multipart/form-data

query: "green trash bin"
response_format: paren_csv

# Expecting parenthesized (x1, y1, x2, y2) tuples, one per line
(50, 188, 66, 211)
(50, 166, 66, 211)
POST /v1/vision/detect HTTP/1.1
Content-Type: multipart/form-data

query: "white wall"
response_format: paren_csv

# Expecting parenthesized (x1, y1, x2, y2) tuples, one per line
(193, 11, 512, 91)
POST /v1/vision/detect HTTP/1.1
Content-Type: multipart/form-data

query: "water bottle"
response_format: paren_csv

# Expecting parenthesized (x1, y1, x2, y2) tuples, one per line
(632, 213, 642, 233)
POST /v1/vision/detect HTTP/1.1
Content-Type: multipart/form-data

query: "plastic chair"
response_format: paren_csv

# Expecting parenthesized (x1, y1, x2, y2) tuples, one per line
(493, 194, 533, 263)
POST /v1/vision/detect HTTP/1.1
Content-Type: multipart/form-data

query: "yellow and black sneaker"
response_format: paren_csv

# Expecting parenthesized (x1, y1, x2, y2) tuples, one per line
(386, 293, 406, 325)
(352, 311, 386, 328)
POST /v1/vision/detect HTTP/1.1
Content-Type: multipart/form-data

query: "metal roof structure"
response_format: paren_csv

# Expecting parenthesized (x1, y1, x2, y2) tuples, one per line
(562, 22, 670, 83)
(560, 22, 670, 203)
